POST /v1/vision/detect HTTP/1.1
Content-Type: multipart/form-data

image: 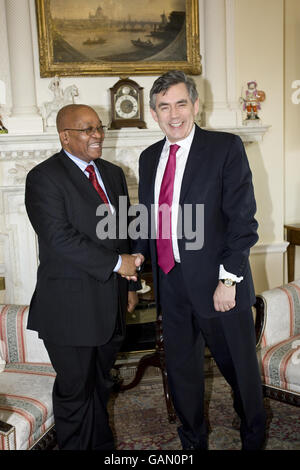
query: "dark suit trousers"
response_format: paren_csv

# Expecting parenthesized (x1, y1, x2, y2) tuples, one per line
(159, 263, 266, 450)
(44, 317, 124, 450)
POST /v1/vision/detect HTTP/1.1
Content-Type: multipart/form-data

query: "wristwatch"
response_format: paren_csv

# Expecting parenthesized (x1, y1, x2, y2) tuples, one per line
(221, 278, 236, 287)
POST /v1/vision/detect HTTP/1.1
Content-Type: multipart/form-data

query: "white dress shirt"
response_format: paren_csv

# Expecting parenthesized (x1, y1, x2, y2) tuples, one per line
(154, 126, 242, 282)
(64, 150, 112, 209)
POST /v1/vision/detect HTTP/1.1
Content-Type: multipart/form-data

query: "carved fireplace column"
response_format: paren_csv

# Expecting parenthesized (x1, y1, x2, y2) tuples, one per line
(0, 0, 12, 117)
(5, 0, 43, 133)
(203, 0, 240, 128)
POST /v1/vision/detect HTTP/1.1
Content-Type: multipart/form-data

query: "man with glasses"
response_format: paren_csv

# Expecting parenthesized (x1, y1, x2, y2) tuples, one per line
(25, 104, 142, 450)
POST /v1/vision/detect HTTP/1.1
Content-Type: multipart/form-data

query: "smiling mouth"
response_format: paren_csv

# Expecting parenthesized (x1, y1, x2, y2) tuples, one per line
(169, 122, 183, 128)
(89, 142, 102, 148)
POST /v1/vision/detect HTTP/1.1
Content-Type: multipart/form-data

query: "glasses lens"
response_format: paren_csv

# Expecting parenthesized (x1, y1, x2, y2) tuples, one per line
(86, 126, 106, 136)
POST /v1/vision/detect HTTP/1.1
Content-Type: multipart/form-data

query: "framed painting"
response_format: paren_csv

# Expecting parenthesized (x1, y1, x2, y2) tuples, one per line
(35, 0, 201, 76)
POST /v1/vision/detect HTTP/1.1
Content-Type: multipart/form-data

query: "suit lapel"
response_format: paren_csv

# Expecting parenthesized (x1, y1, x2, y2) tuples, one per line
(179, 125, 209, 204)
(58, 150, 102, 206)
(94, 158, 118, 211)
(58, 150, 117, 209)
(149, 139, 165, 206)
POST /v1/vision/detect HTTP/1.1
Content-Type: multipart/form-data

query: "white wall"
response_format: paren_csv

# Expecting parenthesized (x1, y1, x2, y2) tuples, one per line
(235, 0, 286, 292)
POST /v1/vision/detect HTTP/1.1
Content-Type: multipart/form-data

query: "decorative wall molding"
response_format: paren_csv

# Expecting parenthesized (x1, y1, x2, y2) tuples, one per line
(0, 124, 270, 158)
(0, 187, 38, 303)
(251, 241, 289, 255)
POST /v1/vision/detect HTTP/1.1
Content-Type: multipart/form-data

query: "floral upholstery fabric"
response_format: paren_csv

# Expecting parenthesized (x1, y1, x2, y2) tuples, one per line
(257, 280, 300, 396)
(0, 305, 50, 364)
(0, 305, 56, 450)
(0, 364, 55, 449)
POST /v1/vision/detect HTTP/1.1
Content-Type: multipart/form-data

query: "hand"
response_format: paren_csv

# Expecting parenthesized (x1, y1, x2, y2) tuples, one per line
(127, 291, 138, 313)
(133, 253, 145, 265)
(213, 281, 236, 312)
(122, 253, 145, 281)
(117, 254, 143, 281)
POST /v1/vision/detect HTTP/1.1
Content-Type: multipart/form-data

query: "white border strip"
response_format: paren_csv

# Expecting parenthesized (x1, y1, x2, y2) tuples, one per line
(251, 242, 289, 255)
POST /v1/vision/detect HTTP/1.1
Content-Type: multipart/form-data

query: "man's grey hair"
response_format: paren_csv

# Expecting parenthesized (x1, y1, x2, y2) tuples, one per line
(149, 70, 198, 110)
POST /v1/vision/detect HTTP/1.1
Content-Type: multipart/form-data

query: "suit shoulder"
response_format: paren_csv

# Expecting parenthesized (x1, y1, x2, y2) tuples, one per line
(27, 152, 62, 178)
(199, 129, 241, 142)
(100, 158, 123, 174)
(199, 127, 242, 146)
(140, 138, 165, 160)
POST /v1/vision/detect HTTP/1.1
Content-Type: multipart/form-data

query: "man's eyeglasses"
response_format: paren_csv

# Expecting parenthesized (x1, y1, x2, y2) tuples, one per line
(63, 125, 107, 136)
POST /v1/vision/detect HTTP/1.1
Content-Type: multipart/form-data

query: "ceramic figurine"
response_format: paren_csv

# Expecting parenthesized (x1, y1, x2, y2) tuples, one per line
(240, 81, 265, 123)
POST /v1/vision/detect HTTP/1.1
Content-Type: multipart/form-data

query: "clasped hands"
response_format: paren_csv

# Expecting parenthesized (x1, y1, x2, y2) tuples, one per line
(117, 253, 145, 282)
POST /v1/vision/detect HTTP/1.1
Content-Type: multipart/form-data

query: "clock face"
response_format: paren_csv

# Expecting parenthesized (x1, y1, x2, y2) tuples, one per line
(115, 94, 139, 119)
(110, 79, 146, 129)
(114, 84, 140, 120)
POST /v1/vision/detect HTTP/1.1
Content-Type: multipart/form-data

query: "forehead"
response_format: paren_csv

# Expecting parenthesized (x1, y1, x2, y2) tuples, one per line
(155, 82, 191, 105)
(71, 108, 101, 127)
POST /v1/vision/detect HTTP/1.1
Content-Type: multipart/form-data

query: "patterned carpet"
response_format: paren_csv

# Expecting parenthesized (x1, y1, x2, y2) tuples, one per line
(108, 367, 300, 451)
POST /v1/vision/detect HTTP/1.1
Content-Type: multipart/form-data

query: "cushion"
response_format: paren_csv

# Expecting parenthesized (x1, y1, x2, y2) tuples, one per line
(0, 362, 56, 450)
(260, 281, 300, 348)
(258, 333, 300, 395)
(0, 305, 50, 364)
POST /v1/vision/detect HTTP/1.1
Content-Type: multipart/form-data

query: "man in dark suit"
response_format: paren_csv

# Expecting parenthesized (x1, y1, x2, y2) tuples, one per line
(134, 71, 266, 450)
(25, 104, 142, 450)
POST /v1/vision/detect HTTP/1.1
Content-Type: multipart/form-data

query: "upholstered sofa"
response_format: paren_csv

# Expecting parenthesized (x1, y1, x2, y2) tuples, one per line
(0, 305, 56, 450)
(255, 279, 300, 406)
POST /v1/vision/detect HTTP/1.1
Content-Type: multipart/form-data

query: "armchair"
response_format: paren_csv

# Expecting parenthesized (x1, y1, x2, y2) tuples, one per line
(255, 280, 300, 406)
(0, 305, 56, 450)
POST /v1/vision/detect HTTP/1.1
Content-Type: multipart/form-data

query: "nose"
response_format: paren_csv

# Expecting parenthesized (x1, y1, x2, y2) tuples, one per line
(169, 105, 179, 119)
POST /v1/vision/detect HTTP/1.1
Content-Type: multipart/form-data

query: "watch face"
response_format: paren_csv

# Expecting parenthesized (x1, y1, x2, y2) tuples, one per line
(114, 85, 140, 120)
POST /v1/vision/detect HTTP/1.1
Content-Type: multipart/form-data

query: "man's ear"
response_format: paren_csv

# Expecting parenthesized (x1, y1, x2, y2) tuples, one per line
(59, 130, 69, 146)
(150, 107, 158, 123)
(193, 97, 200, 117)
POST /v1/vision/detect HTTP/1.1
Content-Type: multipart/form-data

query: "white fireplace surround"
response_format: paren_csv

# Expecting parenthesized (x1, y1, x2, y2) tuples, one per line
(0, 0, 272, 304)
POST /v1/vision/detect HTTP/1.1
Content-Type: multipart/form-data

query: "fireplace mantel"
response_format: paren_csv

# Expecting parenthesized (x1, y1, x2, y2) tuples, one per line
(0, 124, 270, 156)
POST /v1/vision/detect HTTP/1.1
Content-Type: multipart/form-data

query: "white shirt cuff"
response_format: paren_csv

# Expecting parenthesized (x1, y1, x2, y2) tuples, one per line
(219, 264, 243, 283)
(113, 255, 122, 272)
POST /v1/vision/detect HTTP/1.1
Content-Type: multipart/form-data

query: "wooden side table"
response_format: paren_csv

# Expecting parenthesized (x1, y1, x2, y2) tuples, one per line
(284, 224, 300, 282)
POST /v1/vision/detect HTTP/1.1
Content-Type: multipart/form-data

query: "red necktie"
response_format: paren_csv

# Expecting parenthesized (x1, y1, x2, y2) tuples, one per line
(85, 164, 110, 207)
(156, 144, 180, 274)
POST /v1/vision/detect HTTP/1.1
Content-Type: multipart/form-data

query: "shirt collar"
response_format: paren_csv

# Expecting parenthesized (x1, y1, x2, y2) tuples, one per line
(164, 124, 195, 153)
(63, 149, 95, 172)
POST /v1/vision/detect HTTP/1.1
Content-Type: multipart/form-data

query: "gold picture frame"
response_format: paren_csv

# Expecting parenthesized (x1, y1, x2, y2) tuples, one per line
(35, 0, 201, 77)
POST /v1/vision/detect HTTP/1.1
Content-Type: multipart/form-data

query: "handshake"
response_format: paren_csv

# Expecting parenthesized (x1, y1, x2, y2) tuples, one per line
(117, 253, 145, 281)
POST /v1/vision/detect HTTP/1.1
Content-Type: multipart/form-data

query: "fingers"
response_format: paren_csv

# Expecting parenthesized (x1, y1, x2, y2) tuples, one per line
(117, 254, 140, 277)
(214, 300, 236, 312)
(127, 291, 139, 313)
(122, 274, 138, 281)
(213, 281, 236, 312)
(117, 253, 145, 280)
(133, 253, 145, 271)
(132, 253, 145, 262)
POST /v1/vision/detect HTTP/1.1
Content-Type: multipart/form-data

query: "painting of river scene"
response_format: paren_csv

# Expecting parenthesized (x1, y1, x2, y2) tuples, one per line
(36, 0, 201, 76)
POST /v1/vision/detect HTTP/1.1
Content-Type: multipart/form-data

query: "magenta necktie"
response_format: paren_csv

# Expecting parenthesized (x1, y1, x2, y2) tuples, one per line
(85, 164, 110, 207)
(156, 144, 180, 274)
